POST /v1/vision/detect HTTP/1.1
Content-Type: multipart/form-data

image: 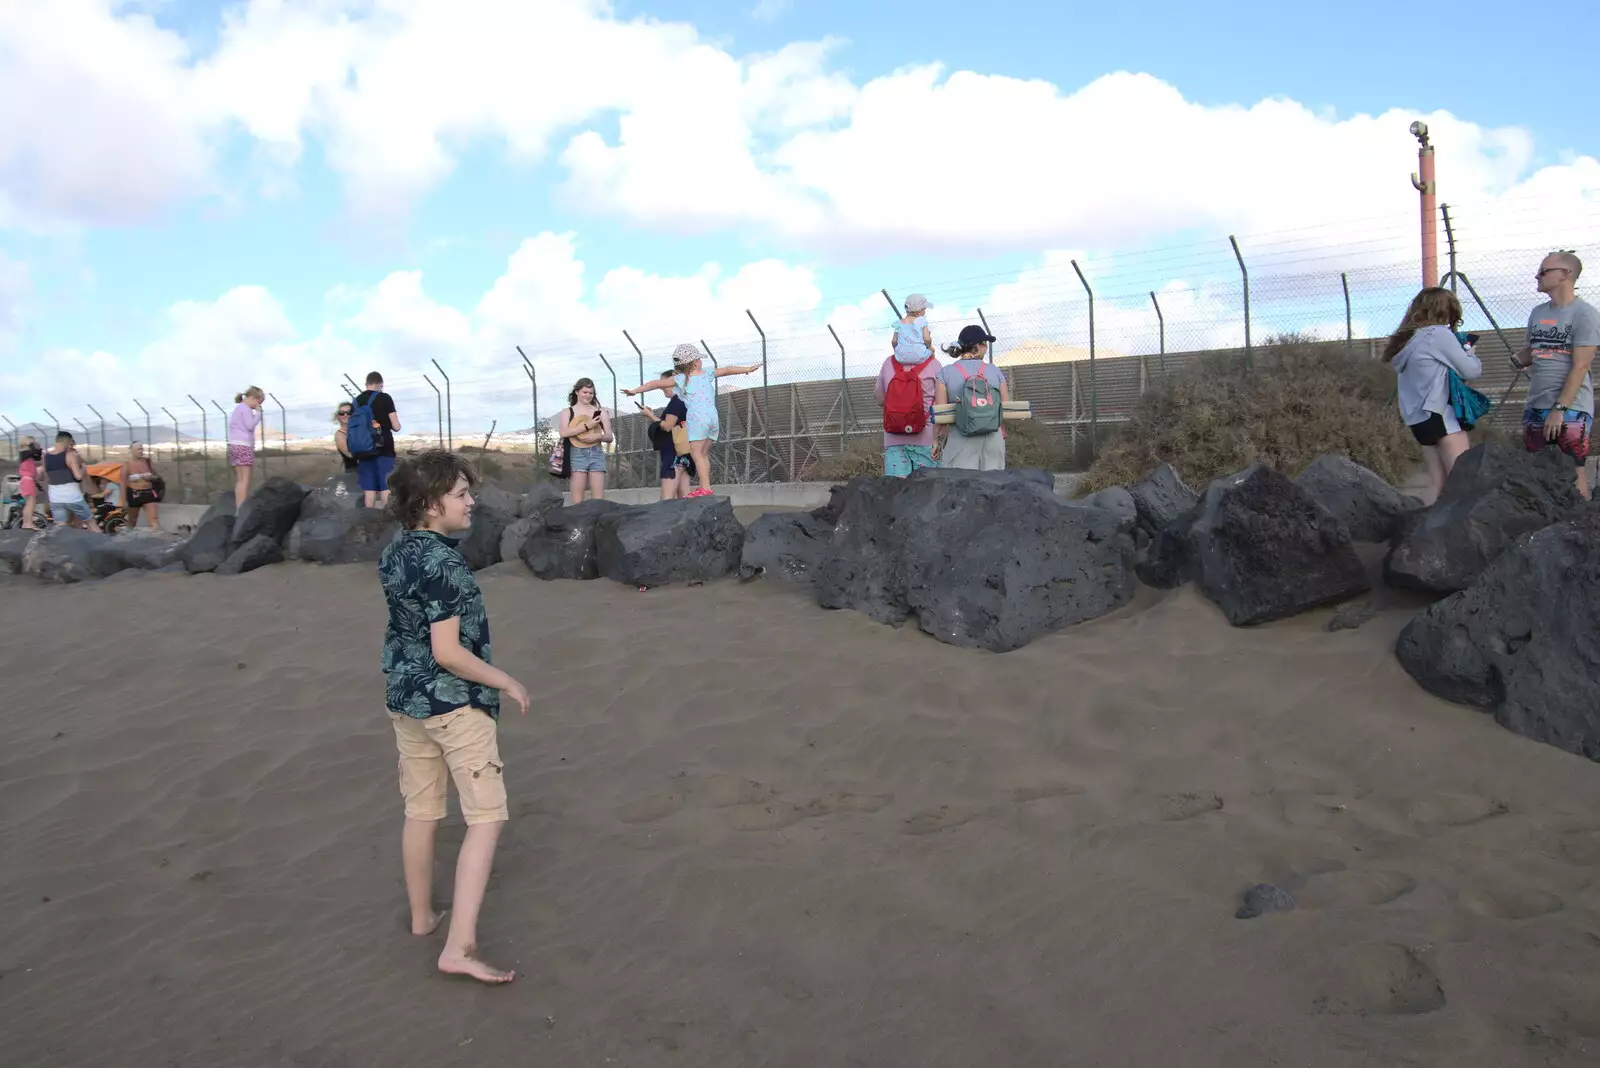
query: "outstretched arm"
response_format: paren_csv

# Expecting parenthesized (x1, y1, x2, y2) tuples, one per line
(623, 376, 676, 397)
(713, 363, 762, 378)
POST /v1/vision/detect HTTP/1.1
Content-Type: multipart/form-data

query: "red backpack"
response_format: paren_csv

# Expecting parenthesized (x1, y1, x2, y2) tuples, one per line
(883, 356, 935, 435)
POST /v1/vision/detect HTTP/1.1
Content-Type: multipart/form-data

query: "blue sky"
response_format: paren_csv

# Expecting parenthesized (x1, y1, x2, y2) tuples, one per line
(1, 0, 1597, 430)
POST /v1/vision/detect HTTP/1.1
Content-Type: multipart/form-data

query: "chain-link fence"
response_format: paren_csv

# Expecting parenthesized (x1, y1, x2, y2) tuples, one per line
(1, 201, 1592, 500)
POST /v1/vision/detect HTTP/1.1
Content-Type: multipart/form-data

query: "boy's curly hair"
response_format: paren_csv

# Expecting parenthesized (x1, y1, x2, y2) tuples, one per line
(386, 449, 480, 530)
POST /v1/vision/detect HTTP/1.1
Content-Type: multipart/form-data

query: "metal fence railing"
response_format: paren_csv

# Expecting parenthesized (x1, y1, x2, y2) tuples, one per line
(2, 200, 1594, 499)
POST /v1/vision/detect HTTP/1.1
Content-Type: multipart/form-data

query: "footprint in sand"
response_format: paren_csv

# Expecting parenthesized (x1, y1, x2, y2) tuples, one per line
(617, 791, 687, 824)
(808, 792, 893, 815)
(1554, 829, 1600, 867)
(1408, 792, 1509, 829)
(1457, 886, 1564, 920)
(1294, 870, 1419, 909)
(899, 806, 979, 835)
(1314, 943, 1445, 1016)
(1159, 792, 1223, 822)
(703, 775, 776, 809)
(727, 801, 807, 832)
(1012, 784, 1086, 804)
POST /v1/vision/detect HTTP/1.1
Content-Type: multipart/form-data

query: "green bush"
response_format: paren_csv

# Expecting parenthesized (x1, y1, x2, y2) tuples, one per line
(1077, 334, 1419, 494)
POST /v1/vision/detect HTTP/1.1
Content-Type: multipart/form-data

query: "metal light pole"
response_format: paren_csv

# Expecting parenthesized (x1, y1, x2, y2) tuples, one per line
(1410, 121, 1438, 287)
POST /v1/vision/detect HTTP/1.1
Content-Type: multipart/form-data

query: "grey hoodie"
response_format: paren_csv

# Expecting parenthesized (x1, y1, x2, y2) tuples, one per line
(1391, 325, 1482, 426)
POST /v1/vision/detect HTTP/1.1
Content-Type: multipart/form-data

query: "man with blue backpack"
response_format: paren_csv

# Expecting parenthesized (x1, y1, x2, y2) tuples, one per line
(348, 371, 402, 507)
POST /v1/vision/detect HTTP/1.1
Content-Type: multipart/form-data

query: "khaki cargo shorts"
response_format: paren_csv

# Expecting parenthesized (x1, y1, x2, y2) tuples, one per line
(389, 706, 508, 824)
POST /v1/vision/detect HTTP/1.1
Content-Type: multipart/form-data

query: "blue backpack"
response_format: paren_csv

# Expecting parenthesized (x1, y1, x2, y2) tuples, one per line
(346, 393, 380, 460)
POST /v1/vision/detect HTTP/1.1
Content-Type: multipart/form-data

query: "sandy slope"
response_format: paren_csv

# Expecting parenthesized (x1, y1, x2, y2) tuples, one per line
(2, 552, 1598, 1067)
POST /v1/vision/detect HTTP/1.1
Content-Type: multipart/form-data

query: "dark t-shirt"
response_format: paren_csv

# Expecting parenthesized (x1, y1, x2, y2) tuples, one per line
(655, 396, 688, 454)
(359, 390, 398, 457)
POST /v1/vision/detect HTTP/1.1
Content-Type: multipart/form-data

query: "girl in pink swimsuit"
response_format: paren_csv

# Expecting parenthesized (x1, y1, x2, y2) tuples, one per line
(17, 438, 43, 529)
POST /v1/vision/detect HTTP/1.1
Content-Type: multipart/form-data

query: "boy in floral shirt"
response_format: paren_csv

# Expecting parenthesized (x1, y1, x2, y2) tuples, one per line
(379, 449, 529, 984)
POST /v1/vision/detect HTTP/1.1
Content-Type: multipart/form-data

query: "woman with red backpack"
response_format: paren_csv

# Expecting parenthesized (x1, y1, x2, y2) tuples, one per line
(877, 294, 943, 476)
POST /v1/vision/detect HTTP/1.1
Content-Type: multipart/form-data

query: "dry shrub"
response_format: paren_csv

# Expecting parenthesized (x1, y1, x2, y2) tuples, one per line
(803, 436, 882, 481)
(1077, 334, 1419, 494)
(1002, 418, 1072, 471)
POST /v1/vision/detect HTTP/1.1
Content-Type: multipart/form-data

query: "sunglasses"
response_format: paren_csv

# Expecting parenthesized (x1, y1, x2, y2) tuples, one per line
(1536, 267, 1570, 278)
(337, 410, 352, 417)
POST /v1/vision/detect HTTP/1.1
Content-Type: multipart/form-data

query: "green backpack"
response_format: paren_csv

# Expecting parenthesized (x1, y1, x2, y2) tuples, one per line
(954, 363, 1002, 435)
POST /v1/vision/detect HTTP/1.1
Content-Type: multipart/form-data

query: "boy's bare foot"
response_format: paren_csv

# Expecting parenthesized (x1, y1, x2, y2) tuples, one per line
(438, 945, 515, 984)
(411, 908, 448, 937)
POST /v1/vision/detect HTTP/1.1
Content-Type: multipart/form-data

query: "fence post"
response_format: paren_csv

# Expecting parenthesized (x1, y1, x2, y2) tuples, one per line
(162, 407, 181, 492)
(828, 324, 850, 456)
(699, 340, 718, 370)
(340, 384, 355, 399)
(269, 393, 286, 463)
(1440, 204, 1458, 294)
(134, 400, 152, 459)
(623, 331, 648, 482)
(747, 310, 782, 481)
(86, 404, 107, 459)
(343, 374, 362, 394)
(189, 395, 208, 499)
(880, 290, 902, 317)
(516, 346, 539, 447)
(429, 359, 453, 450)
(43, 407, 60, 433)
(118, 413, 134, 457)
(422, 374, 443, 447)
(976, 307, 995, 364)
(1, 415, 17, 459)
(1229, 235, 1252, 370)
(700, 340, 722, 484)
(623, 330, 645, 394)
(596, 352, 620, 483)
(1070, 260, 1098, 457)
(1149, 291, 1166, 381)
(1341, 273, 1353, 353)
(74, 418, 92, 461)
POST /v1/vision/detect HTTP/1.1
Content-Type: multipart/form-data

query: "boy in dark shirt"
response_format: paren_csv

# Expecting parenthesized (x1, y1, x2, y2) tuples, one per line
(379, 449, 528, 984)
(637, 367, 691, 500)
(356, 371, 401, 508)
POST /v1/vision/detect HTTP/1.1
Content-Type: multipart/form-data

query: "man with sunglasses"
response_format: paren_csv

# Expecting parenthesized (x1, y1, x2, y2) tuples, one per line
(1511, 251, 1598, 497)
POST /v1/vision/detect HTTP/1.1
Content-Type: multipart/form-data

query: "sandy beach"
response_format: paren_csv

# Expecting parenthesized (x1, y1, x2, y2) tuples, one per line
(4, 546, 1600, 1067)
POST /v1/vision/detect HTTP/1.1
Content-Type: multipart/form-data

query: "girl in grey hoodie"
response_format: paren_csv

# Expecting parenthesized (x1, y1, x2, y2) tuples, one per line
(1383, 287, 1482, 502)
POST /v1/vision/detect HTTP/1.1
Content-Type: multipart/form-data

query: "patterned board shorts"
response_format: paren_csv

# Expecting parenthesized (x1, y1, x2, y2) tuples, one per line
(883, 444, 936, 478)
(228, 444, 254, 467)
(1522, 408, 1592, 466)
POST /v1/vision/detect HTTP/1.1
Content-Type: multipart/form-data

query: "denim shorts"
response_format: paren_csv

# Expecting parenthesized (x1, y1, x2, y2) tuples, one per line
(357, 454, 396, 492)
(50, 496, 92, 522)
(569, 445, 608, 473)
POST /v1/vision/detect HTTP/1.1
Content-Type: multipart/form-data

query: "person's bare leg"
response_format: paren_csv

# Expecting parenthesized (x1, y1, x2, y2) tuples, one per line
(438, 821, 514, 983)
(364, 489, 378, 508)
(402, 817, 447, 936)
(676, 469, 690, 498)
(147, 502, 160, 530)
(660, 479, 674, 501)
(1577, 463, 1590, 500)
(691, 440, 711, 491)
(1437, 432, 1470, 487)
(591, 472, 606, 501)
(234, 467, 251, 507)
(569, 471, 588, 507)
(1419, 446, 1445, 505)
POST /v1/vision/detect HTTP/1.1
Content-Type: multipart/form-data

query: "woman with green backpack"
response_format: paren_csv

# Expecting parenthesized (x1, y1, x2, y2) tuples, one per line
(1384, 287, 1484, 503)
(933, 325, 1010, 471)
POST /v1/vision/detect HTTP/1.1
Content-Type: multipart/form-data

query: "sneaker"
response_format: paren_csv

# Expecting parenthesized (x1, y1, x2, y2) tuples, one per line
(686, 487, 713, 498)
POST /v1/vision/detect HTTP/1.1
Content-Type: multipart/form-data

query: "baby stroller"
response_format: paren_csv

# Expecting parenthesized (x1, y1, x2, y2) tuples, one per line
(1, 474, 52, 530)
(84, 462, 130, 535)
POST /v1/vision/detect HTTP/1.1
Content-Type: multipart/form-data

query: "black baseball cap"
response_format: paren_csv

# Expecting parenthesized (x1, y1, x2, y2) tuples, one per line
(958, 325, 996, 347)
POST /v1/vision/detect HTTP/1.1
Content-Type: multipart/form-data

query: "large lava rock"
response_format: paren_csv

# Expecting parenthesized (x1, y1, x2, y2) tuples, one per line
(458, 498, 515, 571)
(1138, 465, 1368, 625)
(1080, 486, 1138, 536)
(198, 490, 238, 527)
(23, 527, 124, 583)
(90, 529, 185, 573)
(217, 534, 286, 575)
(739, 510, 838, 585)
(1129, 463, 1198, 542)
(0, 529, 35, 573)
(1296, 454, 1423, 543)
(286, 510, 400, 564)
(230, 477, 310, 549)
(1396, 506, 1600, 761)
(518, 483, 566, 518)
(519, 499, 627, 580)
(298, 472, 364, 520)
(596, 497, 745, 586)
(1384, 444, 1581, 595)
(499, 517, 539, 567)
(814, 469, 1134, 652)
(181, 515, 236, 574)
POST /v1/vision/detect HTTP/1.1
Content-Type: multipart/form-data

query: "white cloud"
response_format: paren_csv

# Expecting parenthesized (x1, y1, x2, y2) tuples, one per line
(751, 0, 794, 22)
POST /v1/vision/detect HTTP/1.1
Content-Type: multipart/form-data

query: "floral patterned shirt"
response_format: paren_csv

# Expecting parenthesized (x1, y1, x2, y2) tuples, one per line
(379, 529, 498, 720)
